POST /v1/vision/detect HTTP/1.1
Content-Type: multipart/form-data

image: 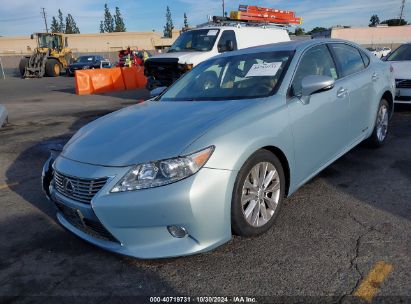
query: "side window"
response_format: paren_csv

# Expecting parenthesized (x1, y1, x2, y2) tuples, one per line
(330, 44, 365, 77)
(359, 51, 370, 67)
(217, 30, 237, 53)
(291, 45, 338, 96)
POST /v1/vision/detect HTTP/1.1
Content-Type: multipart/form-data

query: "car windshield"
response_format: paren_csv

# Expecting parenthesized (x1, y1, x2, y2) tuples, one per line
(168, 29, 220, 52)
(160, 50, 294, 101)
(76, 56, 95, 63)
(386, 44, 411, 61)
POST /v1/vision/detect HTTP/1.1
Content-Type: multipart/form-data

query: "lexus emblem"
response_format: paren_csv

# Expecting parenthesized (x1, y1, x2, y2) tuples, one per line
(63, 178, 75, 194)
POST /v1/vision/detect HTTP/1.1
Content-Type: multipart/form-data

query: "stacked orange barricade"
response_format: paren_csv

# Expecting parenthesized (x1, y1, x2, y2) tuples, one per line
(75, 67, 147, 95)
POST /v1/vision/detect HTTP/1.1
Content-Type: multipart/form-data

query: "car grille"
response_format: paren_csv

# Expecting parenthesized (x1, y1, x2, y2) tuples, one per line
(396, 79, 411, 88)
(145, 58, 181, 86)
(54, 171, 108, 204)
(55, 201, 118, 243)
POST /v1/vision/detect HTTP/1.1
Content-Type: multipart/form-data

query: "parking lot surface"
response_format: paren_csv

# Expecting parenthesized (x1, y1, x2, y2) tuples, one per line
(0, 77, 410, 302)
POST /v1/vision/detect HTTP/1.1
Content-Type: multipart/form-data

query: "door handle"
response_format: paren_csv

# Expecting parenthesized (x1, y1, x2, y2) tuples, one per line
(372, 73, 379, 81)
(337, 87, 348, 98)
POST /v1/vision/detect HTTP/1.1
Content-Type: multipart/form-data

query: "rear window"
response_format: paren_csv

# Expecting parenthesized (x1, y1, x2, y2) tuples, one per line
(330, 44, 365, 77)
(360, 51, 370, 67)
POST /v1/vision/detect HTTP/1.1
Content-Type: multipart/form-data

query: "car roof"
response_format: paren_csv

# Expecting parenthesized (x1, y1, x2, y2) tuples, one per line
(195, 26, 287, 31)
(217, 38, 353, 58)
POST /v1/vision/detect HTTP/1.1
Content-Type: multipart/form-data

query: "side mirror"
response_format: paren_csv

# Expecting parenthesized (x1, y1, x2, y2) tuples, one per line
(300, 75, 335, 105)
(226, 40, 234, 52)
(150, 86, 167, 98)
(65, 37, 69, 47)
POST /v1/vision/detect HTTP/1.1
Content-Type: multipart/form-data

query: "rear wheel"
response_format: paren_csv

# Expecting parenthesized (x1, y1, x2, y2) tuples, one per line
(45, 59, 61, 77)
(19, 57, 28, 77)
(365, 98, 390, 148)
(231, 150, 285, 237)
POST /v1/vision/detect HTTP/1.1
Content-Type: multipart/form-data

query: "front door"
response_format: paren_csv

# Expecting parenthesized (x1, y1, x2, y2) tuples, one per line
(287, 44, 350, 185)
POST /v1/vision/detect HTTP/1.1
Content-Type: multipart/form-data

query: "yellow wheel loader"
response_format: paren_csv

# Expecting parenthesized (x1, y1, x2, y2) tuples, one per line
(19, 33, 74, 78)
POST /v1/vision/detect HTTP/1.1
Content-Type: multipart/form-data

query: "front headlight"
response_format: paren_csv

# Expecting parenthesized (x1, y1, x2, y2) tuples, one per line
(111, 146, 214, 192)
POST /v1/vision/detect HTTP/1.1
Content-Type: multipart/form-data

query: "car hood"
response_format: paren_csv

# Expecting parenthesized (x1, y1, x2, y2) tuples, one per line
(61, 100, 253, 167)
(151, 51, 214, 66)
(391, 61, 411, 79)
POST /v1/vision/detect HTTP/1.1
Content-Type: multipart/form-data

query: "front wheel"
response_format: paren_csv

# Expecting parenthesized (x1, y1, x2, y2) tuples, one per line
(365, 98, 390, 148)
(231, 150, 285, 237)
(45, 59, 61, 77)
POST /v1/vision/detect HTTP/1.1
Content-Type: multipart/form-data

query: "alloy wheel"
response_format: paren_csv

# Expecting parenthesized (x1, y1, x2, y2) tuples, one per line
(376, 104, 388, 142)
(241, 162, 280, 227)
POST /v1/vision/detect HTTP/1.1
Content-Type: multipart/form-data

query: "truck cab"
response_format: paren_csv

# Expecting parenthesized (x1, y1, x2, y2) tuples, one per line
(144, 25, 290, 90)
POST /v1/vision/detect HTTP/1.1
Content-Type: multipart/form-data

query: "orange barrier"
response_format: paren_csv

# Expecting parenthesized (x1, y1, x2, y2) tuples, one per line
(75, 67, 147, 95)
(121, 66, 147, 90)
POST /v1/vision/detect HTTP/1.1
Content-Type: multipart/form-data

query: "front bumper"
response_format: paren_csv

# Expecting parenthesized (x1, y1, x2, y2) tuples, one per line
(394, 88, 411, 104)
(43, 156, 236, 259)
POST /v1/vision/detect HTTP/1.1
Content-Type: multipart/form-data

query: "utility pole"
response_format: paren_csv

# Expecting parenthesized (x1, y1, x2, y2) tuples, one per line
(222, 0, 225, 17)
(399, 0, 405, 25)
(41, 8, 49, 33)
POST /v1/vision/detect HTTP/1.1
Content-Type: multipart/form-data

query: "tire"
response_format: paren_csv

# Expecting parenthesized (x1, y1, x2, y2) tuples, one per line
(231, 150, 286, 237)
(45, 59, 61, 77)
(365, 98, 390, 148)
(19, 57, 28, 77)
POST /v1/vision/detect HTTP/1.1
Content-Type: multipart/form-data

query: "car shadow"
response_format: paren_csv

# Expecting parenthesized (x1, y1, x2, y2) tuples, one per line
(317, 107, 411, 221)
(2, 112, 178, 298)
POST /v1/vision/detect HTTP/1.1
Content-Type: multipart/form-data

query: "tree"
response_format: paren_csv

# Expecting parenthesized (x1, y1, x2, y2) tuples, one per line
(114, 7, 126, 32)
(294, 27, 305, 36)
(163, 6, 174, 38)
(369, 14, 380, 27)
(184, 12, 189, 29)
(103, 4, 115, 32)
(65, 14, 80, 34)
(50, 17, 59, 33)
(380, 18, 407, 26)
(58, 9, 65, 33)
(100, 21, 104, 33)
(309, 26, 328, 34)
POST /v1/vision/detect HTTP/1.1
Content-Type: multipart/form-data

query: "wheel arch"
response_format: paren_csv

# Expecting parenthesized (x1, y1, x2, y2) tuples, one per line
(381, 90, 394, 118)
(261, 146, 291, 197)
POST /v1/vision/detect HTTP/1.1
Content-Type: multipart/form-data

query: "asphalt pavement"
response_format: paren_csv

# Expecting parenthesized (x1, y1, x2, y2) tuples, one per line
(0, 76, 410, 303)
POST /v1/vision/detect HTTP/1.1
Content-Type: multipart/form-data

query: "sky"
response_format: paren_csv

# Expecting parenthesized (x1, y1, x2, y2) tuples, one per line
(0, 0, 408, 36)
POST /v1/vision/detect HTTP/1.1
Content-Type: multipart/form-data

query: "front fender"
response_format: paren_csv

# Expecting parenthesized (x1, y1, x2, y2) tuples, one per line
(41, 147, 62, 199)
(183, 97, 296, 193)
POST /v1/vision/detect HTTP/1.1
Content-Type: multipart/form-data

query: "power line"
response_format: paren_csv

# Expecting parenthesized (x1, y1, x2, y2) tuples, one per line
(0, 15, 40, 22)
(41, 8, 48, 33)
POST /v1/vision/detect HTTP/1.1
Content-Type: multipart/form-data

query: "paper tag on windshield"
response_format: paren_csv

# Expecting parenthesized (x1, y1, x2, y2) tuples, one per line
(207, 30, 218, 36)
(245, 62, 282, 77)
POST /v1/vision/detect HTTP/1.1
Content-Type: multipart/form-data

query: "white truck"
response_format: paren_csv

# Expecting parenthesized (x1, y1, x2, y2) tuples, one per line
(144, 25, 290, 90)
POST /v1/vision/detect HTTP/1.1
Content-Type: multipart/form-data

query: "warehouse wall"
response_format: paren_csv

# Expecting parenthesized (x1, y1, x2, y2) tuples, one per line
(0, 30, 180, 55)
(331, 25, 411, 49)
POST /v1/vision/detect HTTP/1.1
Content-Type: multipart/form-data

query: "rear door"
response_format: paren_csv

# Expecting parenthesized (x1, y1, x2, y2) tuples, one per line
(329, 43, 375, 141)
(287, 44, 350, 184)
